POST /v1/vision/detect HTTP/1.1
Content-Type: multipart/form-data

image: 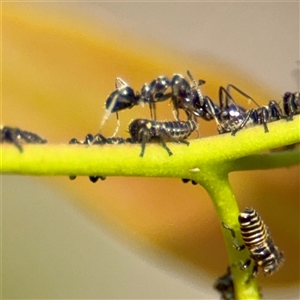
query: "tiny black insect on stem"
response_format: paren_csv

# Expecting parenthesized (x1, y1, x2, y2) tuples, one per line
(0, 126, 47, 152)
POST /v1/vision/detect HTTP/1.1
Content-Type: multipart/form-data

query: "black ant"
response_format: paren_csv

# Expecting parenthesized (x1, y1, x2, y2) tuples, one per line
(99, 72, 212, 134)
(283, 91, 300, 120)
(128, 118, 197, 157)
(140, 76, 171, 120)
(211, 85, 283, 135)
(170, 71, 247, 126)
(100, 72, 249, 135)
(217, 100, 283, 135)
(1, 126, 47, 152)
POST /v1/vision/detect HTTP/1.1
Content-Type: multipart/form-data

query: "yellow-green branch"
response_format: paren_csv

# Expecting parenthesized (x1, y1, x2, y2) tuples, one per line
(1, 116, 299, 300)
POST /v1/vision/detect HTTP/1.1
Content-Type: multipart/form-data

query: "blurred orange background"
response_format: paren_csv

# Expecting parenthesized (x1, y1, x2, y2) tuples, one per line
(2, 2, 299, 299)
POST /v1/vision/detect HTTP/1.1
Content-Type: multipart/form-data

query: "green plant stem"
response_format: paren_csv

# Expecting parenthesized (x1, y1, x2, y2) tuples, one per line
(1, 117, 299, 178)
(199, 171, 260, 299)
(227, 148, 300, 172)
(1, 117, 299, 300)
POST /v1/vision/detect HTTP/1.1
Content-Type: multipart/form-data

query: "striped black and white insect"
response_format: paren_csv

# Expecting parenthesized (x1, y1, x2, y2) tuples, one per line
(222, 208, 284, 279)
(1, 125, 47, 152)
(213, 267, 235, 300)
(100, 76, 171, 134)
(283, 91, 300, 120)
(68, 133, 131, 182)
(128, 118, 198, 157)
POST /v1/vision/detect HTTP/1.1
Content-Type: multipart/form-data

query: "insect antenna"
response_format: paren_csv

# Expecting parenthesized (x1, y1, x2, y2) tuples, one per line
(226, 84, 261, 108)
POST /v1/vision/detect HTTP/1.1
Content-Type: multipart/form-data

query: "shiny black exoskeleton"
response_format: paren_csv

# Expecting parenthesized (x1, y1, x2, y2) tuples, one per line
(140, 76, 171, 120)
(214, 267, 235, 300)
(168, 72, 204, 120)
(217, 100, 283, 135)
(100, 72, 249, 133)
(68, 133, 132, 182)
(0, 126, 47, 152)
(222, 208, 284, 280)
(128, 118, 197, 157)
(283, 92, 300, 120)
(100, 76, 171, 133)
(100, 77, 141, 133)
(171, 71, 247, 124)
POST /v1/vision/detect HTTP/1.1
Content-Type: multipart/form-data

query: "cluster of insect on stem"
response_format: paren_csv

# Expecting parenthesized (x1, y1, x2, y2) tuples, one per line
(71, 71, 299, 159)
(2, 71, 297, 300)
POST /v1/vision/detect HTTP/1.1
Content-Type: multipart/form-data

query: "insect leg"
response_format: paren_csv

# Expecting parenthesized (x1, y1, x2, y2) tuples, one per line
(226, 84, 259, 107)
(139, 128, 150, 157)
(257, 107, 269, 133)
(231, 110, 254, 136)
(222, 222, 245, 251)
(158, 131, 173, 156)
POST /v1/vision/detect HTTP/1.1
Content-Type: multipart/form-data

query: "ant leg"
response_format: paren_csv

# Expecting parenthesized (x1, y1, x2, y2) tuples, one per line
(269, 100, 283, 122)
(206, 98, 221, 125)
(222, 222, 245, 251)
(219, 86, 233, 109)
(284, 93, 295, 121)
(153, 103, 157, 120)
(149, 101, 157, 120)
(258, 107, 269, 133)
